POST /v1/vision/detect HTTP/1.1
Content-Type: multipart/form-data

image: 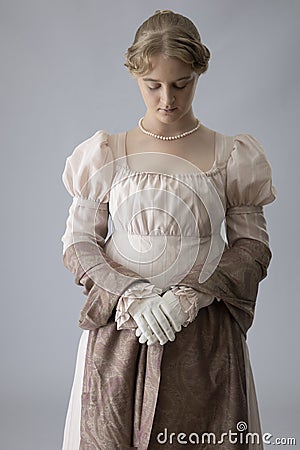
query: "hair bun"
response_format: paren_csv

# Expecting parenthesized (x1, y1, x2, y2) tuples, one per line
(154, 9, 173, 15)
(125, 11, 210, 76)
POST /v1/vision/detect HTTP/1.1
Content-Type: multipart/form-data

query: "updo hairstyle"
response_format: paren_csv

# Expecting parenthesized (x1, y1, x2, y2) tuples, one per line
(124, 10, 211, 76)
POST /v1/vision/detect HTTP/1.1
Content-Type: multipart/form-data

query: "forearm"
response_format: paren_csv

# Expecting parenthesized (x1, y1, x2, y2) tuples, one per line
(62, 200, 152, 330)
(63, 241, 150, 330)
(166, 238, 272, 335)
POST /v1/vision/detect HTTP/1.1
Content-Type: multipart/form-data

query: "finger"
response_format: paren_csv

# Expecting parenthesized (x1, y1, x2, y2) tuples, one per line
(135, 327, 142, 338)
(135, 315, 155, 342)
(138, 334, 148, 344)
(160, 304, 183, 333)
(147, 334, 159, 346)
(151, 308, 176, 343)
(142, 334, 158, 346)
(160, 291, 186, 332)
(137, 328, 158, 345)
(136, 324, 159, 345)
(154, 307, 176, 341)
(143, 311, 169, 345)
(136, 324, 158, 345)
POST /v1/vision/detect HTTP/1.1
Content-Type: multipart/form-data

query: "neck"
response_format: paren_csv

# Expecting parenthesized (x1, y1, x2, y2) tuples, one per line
(142, 111, 198, 136)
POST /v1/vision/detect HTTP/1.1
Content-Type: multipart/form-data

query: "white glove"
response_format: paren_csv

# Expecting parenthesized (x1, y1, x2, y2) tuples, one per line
(133, 290, 189, 346)
(128, 291, 176, 345)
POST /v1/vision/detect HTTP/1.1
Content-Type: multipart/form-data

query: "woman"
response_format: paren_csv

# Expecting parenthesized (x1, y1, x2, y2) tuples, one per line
(61, 10, 277, 450)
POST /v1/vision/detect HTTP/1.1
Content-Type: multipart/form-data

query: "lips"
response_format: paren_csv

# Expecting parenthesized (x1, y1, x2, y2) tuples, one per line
(159, 108, 177, 112)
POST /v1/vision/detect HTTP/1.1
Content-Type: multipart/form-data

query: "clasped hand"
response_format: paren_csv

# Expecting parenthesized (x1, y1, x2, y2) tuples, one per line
(128, 290, 188, 346)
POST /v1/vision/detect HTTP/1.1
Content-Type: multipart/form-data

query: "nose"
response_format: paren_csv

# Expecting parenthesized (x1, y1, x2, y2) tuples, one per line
(160, 86, 175, 108)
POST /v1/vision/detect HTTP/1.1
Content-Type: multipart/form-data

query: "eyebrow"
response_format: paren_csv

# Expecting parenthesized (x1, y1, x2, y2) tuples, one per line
(142, 76, 192, 82)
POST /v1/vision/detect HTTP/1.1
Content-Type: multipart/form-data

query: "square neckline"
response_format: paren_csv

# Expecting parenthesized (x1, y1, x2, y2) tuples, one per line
(121, 130, 219, 177)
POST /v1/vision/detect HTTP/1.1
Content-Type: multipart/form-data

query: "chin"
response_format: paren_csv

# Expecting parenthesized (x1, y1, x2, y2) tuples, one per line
(156, 110, 181, 122)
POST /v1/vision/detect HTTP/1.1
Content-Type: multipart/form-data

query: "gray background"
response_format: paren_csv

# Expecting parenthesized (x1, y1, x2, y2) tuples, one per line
(0, 1, 299, 449)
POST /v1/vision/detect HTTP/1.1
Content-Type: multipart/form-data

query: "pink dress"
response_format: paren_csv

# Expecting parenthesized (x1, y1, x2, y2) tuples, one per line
(61, 128, 276, 449)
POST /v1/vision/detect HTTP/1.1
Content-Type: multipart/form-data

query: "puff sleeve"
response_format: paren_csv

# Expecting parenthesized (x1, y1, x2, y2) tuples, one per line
(164, 133, 277, 335)
(225, 134, 277, 247)
(61, 130, 151, 330)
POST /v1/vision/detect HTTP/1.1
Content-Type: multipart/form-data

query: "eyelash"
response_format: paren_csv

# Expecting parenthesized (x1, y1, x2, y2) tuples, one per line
(148, 85, 187, 91)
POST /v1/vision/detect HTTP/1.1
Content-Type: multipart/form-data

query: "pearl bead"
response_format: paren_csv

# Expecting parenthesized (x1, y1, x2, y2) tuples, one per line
(138, 117, 201, 141)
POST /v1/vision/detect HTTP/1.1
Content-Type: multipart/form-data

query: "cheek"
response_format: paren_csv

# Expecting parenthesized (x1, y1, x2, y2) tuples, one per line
(181, 84, 197, 104)
(142, 89, 158, 105)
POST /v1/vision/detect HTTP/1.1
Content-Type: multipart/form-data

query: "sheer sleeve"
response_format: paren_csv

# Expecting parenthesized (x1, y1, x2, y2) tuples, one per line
(225, 133, 277, 247)
(61, 130, 151, 330)
(165, 133, 277, 334)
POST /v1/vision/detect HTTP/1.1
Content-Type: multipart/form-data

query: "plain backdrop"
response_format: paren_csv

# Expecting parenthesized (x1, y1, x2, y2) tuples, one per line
(0, 1, 299, 449)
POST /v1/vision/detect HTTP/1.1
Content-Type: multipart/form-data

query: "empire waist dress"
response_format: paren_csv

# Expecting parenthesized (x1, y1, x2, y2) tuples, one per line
(60, 128, 277, 449)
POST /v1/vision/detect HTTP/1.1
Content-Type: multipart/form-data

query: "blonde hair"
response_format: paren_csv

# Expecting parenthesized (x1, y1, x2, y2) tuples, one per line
(125, 10, 211, 76)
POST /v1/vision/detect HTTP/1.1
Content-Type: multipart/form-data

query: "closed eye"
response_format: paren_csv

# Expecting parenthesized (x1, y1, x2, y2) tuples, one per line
(147, 84, 188, 91)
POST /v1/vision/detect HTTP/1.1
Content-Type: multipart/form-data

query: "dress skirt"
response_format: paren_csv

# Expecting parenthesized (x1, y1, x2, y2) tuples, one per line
(62, 307, 263, 450)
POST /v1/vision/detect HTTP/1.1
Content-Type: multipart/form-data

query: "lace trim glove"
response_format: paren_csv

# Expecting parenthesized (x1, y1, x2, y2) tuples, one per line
(169, 285, 219, 325)
(115, 281, 162, 330)
(134, 290, 189, 346)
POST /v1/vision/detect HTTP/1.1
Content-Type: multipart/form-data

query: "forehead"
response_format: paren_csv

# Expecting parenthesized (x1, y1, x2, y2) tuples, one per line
(143, 54, 194, 81)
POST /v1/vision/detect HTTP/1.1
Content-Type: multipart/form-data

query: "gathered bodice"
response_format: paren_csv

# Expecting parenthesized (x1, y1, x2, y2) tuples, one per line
(61, 128, 276, 289)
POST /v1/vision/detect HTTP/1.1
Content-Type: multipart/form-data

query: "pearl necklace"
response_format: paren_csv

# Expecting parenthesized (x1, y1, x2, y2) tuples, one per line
(138, 117, 201, 141)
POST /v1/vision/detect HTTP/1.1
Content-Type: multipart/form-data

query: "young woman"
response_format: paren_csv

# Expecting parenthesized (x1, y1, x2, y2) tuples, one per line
(61, 10, 277, 450)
